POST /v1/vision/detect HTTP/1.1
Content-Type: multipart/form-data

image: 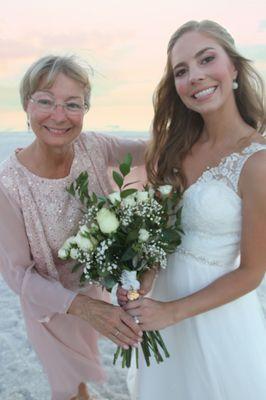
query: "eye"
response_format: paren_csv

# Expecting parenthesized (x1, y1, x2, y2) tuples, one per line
(65, 102, 83, 111)
(201, 55, 215, 64)
(174, 68, 187, 78)
(37, 98, 54, 106)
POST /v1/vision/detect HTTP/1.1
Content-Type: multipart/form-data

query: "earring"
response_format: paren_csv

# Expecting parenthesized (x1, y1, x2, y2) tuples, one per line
(232, 80, 238, 90)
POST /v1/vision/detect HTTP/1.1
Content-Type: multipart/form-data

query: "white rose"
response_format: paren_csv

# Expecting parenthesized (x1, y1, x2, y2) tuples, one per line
(138, 228, 150, 242)
(75, 233, 94, 252)
(122, 193, 136, 207)
(96, 208, 119, 234)
(58, 247, 69, 260)
(62, 236, 76, 250)
(79, 225, 90, 235)
(158, 185, 173, 197)
(108, 191, 121, 204)
(70, 248, 80, 260)
(136, 191, 149, 203)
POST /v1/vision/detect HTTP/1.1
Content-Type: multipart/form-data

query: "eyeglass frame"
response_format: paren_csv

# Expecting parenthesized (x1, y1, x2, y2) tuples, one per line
(28, 95, 89, 114)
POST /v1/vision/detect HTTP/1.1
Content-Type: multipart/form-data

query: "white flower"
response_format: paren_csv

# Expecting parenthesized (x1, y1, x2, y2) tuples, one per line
(75, 233, 94, 252)
(58, 248, 69, 260)
(136, 191, 149, 203)
(96, 208, 119, 234)
(158, 185, 172, 197)
(70, 248, 79, 260)
(138, 228, 150, 242)
(79, 225, 90, 235)
(61, 236, 76, 251)
(122, 193, 136, 207)
(108, 191, 121, 204)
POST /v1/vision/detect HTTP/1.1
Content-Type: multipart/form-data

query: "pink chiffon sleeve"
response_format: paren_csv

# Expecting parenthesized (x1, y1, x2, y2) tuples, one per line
(0, 183, 76, 323)
(89, 132, 147, 189)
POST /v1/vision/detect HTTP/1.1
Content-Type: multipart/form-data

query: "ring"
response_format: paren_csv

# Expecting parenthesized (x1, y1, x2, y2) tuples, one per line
(134, 316, 140, 324)
(114, 329, 120, 337)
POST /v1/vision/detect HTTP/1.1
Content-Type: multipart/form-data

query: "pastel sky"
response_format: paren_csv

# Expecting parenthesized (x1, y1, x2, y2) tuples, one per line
(1, 0, 265, 132)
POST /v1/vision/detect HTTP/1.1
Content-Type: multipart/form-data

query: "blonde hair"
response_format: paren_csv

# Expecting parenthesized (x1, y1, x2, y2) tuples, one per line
(20, 55, 92, 111)
(146, 20, 266, 188)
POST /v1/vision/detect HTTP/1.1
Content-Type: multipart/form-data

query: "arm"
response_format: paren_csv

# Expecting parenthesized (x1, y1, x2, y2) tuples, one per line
(96, 132, 147, 167)
(0, 183, 76, 322)
(0, 183, 143, 346)
(124, 151, 266, 330)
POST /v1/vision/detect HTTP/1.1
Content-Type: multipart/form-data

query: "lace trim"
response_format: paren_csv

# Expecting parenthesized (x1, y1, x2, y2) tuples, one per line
(197, 142, 266, 194)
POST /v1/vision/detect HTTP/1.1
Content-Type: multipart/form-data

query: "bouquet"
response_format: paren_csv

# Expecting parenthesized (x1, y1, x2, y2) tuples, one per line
(58, 154, 182, 367)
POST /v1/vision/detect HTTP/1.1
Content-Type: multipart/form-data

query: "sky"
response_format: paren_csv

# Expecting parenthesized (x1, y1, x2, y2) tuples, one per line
(0, 0, 265, 132)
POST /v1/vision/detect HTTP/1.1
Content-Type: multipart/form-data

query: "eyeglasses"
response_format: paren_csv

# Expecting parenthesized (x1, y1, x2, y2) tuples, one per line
(29, 96, 89, 114)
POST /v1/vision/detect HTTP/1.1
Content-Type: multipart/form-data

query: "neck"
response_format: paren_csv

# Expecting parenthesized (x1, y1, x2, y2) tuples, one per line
(20, 140, 75, 179)
(200, 97, 254, 149)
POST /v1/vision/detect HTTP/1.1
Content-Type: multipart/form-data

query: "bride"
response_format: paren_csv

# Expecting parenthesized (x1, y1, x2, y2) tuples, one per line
(119, 20, 266, 399)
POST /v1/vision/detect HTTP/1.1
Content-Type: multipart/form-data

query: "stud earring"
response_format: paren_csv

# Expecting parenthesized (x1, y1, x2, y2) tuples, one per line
(232, 80, 238, 90)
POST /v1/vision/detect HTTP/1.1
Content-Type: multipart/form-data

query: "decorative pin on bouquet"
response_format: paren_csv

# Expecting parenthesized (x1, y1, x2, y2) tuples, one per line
(58, 153, 182, 368)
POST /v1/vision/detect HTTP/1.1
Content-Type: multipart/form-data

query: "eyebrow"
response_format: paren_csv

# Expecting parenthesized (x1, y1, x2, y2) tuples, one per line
(35, 90, 83, 100)
(173, 46, 215, 71)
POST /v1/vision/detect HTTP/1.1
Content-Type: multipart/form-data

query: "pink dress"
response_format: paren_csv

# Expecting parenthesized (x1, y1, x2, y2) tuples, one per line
(0, 132, 146, 400)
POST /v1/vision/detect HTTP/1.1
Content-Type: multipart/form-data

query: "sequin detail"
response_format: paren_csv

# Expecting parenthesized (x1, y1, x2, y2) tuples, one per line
(0, 132, 115, 288)
(175, 247, 224, 267)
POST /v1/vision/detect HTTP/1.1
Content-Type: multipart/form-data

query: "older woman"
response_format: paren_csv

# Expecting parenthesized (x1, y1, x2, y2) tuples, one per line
(0, 55, 145, 400)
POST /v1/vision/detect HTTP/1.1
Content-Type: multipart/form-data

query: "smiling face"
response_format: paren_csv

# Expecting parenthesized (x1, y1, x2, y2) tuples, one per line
(26, 72, 86, 149)
(170, 31, 237, 117)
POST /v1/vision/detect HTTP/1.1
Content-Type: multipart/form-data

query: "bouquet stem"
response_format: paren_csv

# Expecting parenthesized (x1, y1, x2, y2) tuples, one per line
(113, 330, 169, 368)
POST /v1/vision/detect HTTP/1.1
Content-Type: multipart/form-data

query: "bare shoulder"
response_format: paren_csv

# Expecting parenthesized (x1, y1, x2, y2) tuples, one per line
(239, 143, 266, 196)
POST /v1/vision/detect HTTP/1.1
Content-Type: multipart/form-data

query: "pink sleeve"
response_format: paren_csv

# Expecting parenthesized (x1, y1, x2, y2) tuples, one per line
(95, 132, 147, 167)
(93, 132, 148, 189)
(0, 183, 76, 323)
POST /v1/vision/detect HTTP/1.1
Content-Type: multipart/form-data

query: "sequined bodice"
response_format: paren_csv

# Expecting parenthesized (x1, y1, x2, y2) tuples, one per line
(176, 142, 266, 269)
(0, 133, 115, 289)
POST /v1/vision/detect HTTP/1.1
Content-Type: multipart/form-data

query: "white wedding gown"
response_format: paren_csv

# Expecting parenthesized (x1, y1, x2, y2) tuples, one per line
(129, 142, 266, 400)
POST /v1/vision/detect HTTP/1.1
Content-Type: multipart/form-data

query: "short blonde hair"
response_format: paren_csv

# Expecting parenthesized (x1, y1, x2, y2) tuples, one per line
(20, 55, 92, 111)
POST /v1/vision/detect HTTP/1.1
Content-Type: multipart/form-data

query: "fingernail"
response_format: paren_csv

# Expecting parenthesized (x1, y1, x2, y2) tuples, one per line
(138, 331, 143, 337)
(132, 343, 139, 348)
(123, 345, 129, 350)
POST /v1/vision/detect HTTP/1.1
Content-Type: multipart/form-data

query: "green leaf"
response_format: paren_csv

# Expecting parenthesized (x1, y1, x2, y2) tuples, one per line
(124, 153, 133, 167)
(120, 188, 137, 198)
(121, 246, 137, 261)
(112, 171, 124, 188)
(71, 262, 82, 273)
(66, 182, 75, 196)
(119, 162, 130, 177)
(103, 276, 117, 290)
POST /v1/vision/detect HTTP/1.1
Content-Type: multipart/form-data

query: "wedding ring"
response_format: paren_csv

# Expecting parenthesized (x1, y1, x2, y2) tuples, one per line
(114, 329, 120, 337)
(134, 316, 140, 324)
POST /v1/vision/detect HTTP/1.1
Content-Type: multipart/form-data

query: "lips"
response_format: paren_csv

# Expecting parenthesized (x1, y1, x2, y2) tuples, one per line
(44, 126, 71, 135)
(192, 86, 217, 99)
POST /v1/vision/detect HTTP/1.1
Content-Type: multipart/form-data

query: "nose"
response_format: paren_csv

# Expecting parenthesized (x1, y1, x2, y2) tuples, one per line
(188, 65, 205, 85)
(50, 104, 67, 122)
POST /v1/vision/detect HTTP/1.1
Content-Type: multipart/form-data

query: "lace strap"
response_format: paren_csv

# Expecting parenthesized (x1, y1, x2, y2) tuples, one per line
(230, 143, 266, 192)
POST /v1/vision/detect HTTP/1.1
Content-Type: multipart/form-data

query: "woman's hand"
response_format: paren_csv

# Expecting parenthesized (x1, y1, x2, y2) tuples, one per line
(116, 267, 159, 306)
(124, 297, 178, 331)
(68, 294, 143, 349)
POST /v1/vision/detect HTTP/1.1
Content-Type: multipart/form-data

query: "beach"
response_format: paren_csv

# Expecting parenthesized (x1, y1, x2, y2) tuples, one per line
(0, 132, 265, 400)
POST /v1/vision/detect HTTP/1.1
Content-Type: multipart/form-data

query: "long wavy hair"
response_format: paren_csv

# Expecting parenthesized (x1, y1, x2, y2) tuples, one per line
(146, 20, 266, 189)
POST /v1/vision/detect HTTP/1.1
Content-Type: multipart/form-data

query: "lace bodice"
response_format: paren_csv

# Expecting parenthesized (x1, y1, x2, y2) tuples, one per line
(177, 142, 266, 269)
